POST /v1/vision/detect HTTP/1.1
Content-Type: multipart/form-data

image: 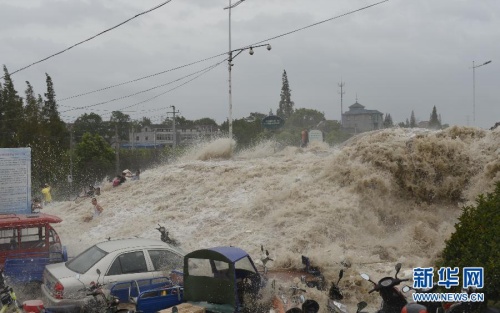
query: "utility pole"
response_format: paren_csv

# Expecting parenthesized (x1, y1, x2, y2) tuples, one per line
(168, 106, 180, 148)
(338, 80, 345, 125)
(472, 60, 492, 125)
(224, 0, 247, 140)
(115, 124, 120, 174)
(69, 128, 73, 199)
(131, 128, 134, 150)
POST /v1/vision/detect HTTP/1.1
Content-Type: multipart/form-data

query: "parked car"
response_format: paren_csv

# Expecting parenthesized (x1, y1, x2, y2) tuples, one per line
(0, 213, 67, 284)
(107, 246, 264, 313)
(41, 238, 184, 309)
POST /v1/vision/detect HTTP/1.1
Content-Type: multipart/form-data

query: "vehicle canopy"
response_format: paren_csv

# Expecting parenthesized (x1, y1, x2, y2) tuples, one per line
(183, 246, 260, 313)
(0, 213, 62, 228)
(0, 213, 65, 268)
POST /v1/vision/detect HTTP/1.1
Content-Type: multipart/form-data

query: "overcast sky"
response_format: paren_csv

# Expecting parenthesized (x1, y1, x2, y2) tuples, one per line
(0, 0, 498, 128)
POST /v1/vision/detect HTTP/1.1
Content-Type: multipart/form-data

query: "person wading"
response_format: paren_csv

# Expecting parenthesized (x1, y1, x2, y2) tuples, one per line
(41, 183, 52, 205)
(301, 129, 309, 148)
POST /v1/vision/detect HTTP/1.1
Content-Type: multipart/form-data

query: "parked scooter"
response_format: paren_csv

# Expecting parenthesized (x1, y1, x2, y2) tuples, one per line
(360, 263, 410, 313)
(301, 255, 326, 290)
(0, 284, 21, 313)
(443, 287, 483, 313)
(156, 224, 180, 247)
(402, 284, 443, 313)
(327, 269, 348, 313)
(79, 269, 130, 313)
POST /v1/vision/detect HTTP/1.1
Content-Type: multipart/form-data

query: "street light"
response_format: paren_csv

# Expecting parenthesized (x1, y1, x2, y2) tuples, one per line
(224, 0, 272, 140)
(472, 60, 492, 125)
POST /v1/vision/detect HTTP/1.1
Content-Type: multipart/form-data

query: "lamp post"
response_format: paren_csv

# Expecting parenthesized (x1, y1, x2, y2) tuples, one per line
(472, 60, 492, 125)
(224, 0, 271, 140)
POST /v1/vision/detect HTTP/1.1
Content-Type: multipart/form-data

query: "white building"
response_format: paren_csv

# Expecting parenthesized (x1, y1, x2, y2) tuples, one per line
(124, 124, 219, 148)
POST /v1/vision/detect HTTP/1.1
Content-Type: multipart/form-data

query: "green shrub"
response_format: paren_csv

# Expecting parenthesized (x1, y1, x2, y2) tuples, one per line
(438, 182, 500, 302)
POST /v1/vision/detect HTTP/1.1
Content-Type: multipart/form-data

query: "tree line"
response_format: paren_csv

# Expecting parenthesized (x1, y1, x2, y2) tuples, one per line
(1, 66, 445, 199)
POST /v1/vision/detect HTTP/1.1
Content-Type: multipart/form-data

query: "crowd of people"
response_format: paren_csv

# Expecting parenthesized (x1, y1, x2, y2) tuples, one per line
(34, 168, 140, 221)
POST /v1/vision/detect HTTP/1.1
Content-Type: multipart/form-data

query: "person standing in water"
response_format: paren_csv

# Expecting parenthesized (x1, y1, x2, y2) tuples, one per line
(91, 198, 103, 219)
(301, 129, 309, 148)
(41, 183, 52, 205)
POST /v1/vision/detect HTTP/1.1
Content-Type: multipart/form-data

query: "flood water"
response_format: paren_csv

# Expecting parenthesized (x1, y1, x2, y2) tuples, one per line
(43, 126, 500, 312)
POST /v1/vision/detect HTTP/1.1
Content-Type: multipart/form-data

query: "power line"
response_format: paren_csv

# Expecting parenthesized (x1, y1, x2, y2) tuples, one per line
(0, 57, 222, 122)
(247, 0, 389, 47)
(60, 58, 226, 113)
(56, 0, 389, 103)
(116, 59, 225, 111)
(3, 0, 176, 78)
(57, 53, 226, 102)
(3, 1, 389, 123)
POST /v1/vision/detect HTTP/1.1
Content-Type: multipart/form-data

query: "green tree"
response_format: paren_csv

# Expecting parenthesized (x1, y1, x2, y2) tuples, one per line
(174, 116, 194, 129)
(128, 116, 153, 133)
(0, 66, 24, 147)
(438, 182, 500, 303)
(74, 133, 115, 185)
(410, 110, 416, 128)
(194, 117, 218, 128)
(19, 81, 42, 145)
(35, 74, 69, 186)
(220, 113, 264, 147)
(286, 108, 325, 130)
(110, 111, 131, 142)
(270, 108, 325, 146)
(139, 117, 152, 128)
(73, 113, 107, 142)
(428, 106, 441, 129)
(231, 118, 263, 147)
(246, 112, 266, 122)
(276, 70, 294, 120)
(321, 120, 351, 145)
(383, 113, 394, 128)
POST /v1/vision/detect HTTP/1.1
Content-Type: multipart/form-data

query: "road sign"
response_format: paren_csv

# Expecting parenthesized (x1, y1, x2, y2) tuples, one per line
(261, 115, 284, 130)
(309, 130, 323, 142)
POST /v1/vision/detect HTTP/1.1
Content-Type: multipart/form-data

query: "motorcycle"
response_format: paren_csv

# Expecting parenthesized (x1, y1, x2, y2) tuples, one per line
(78, 269, 129, 313)
(360, 263, 409, 313)
(0, 285, 21, 313)
(156, 224, 180, 247)
(300, 255, 326, 290)
(443, 287, 483, 313)
(327, 269, 348, 313)
(402, 284, 444, 313)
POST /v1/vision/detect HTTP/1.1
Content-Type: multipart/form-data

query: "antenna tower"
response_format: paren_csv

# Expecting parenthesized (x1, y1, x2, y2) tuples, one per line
(338, 80, 345, 125)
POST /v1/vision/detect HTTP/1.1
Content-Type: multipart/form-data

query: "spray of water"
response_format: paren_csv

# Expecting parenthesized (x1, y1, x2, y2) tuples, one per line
(42, 126, 500, 312)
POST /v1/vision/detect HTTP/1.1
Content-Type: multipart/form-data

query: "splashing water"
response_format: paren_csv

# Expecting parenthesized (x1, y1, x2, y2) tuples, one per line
(42, 126, 500, 312)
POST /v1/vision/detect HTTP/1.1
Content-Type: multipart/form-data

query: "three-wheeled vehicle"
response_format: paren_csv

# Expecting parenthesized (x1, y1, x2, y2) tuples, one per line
(0, 213, 67, 284)
(111, 246, 264, 313)
(181, 246, 263, 313)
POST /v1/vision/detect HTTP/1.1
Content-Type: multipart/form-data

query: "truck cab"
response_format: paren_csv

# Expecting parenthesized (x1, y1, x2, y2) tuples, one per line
(0, 213, 67, 283)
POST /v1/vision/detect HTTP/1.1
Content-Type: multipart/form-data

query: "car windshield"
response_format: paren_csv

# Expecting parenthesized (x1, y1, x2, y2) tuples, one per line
(66, 245, 107, 274)
(235, 256, 256, 274)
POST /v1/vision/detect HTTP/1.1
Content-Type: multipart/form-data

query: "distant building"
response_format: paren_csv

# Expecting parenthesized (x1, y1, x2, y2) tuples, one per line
(418, 121, 430, 128)
(124, 124, 219, 149)
(342, 101, 383, 134)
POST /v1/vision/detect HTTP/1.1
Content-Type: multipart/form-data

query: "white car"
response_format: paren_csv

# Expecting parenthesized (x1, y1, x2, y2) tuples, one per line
(41, 238, 184, 308)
